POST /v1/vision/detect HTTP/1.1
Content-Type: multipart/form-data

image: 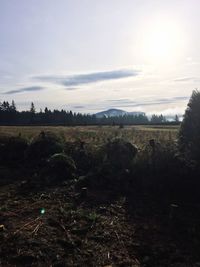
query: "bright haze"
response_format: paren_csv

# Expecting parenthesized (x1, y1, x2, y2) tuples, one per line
(0, 0, 199, 116)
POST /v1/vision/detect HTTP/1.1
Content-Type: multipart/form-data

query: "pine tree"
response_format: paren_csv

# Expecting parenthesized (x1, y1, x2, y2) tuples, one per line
(29, 102, 36, 124)
(175, 114, 179, 123)
(30, 102, 36, 113)
(10, 100, 17, 112)
(178, 89, 200, 163)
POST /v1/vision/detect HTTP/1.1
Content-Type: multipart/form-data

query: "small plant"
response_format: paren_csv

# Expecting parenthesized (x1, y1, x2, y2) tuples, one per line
(80, 138, 139, 191)
(26, 131, 64, 164)
(87, 211, 99, 223)
(102, 138, 138, 170)
(45, 153, 76, 183)
(0, 135, 28, 164)
(64, 140, 95, 175)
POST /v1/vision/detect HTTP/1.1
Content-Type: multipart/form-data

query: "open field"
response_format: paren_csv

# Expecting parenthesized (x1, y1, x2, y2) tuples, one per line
(2, 124, 199, 267)
(0, 125, 178, 148)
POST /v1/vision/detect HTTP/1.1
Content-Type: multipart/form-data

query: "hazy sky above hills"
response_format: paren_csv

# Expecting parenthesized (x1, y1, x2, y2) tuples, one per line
(0, 0, 200, 115)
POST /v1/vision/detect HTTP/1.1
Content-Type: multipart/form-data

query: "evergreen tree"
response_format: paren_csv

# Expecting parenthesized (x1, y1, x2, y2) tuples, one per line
(175, 114, 179, 123)
(30, 102, 36, 114)
(178, 90, 200, 163)
(10, 100, 17, 112)
(29, 102, 36, 124)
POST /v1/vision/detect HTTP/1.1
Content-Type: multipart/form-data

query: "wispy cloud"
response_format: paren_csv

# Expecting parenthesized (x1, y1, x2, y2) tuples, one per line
(108, 98, 133, 103)
(4, 86, 44, 94)
(68, 96, 190, 113)
(106, 96, 189, 108)
(64, 87, 80, 90)
(174, 77, 195, 82)
(34, 69, 140, 87)
(72, 105, 85, 109)
(171, 96, 190, 101)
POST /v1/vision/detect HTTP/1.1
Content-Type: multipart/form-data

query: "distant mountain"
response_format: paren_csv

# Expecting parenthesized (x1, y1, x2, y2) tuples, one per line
(95, 108, 145, 118)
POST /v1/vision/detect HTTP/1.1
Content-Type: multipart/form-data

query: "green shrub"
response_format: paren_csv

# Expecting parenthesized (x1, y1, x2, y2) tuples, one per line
(134, 139, 183, 178)
(64, 140, 95, 175)
(78, 138, 138, 191)
(26, 131, 64, 163)
(0, 135, 28, 164)
(45, 153, 76, 183)
(132, 139, 186, 201)
(101, 138, 138, 170)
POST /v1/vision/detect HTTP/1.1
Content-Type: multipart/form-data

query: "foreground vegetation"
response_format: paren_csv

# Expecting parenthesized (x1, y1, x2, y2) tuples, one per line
(1, 91, 200, 266)
(0, 125, 198, 267)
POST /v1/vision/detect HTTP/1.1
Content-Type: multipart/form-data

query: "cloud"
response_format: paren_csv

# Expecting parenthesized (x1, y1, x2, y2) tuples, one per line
(68, 96, 189, 113)
(129, 96, 187, 108)
(108, 98, 133, 103)
(72, 105, 85, 109)
(4, 86, 44, 94)
(105, 96, 189, 108)
(34, 69, 140, 87)
(171, 96, 190, 101)
(174, 77, 195, 82)
(148, 107, 185, 117)
(64, 87, 80, 91)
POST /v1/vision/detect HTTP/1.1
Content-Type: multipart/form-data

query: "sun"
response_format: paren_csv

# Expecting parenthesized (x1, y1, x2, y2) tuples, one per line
(140, 19, 184, 64)
(147, 25, 177, 59)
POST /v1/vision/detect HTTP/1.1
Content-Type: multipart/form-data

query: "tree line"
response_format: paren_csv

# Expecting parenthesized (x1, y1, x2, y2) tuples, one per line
(0, 100, 180, 125)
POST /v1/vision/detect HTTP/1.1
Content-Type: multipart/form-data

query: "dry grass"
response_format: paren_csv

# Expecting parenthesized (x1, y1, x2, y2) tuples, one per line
(0, 125, 178, 148)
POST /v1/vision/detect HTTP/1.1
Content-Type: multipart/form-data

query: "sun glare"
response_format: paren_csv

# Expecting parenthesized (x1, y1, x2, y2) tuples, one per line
(141, 19, 184, 64)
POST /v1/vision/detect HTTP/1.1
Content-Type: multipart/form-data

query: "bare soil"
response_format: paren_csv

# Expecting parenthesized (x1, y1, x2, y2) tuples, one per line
(1, 172, 200, 267)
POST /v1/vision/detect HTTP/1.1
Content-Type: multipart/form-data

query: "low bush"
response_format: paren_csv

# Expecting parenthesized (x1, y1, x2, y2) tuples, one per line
(64, 140, 96, 175)
(135, 140, 179, 173)
(0, 135, 28, 165)
(101, 138, 138, 170)
(131, 139, 191, 203)
(25, 131, 64, 165)
(76, 138, 138, 192)
(44, 153, 76, 183)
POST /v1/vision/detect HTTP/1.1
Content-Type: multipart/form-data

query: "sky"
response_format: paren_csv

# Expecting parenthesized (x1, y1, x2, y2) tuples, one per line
(0, 0, 200, 115)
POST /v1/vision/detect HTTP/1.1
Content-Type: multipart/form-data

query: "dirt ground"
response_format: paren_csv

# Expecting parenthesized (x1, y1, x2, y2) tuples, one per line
(1, 174, 200, 267)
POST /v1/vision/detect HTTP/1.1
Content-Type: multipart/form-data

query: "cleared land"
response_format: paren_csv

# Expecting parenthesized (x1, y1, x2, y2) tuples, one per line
(2, 125, 195, 267)
(0, 125, 178, 147)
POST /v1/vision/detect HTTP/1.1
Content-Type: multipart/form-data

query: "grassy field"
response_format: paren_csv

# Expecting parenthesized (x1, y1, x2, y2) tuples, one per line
(0, 125, 179, 148)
